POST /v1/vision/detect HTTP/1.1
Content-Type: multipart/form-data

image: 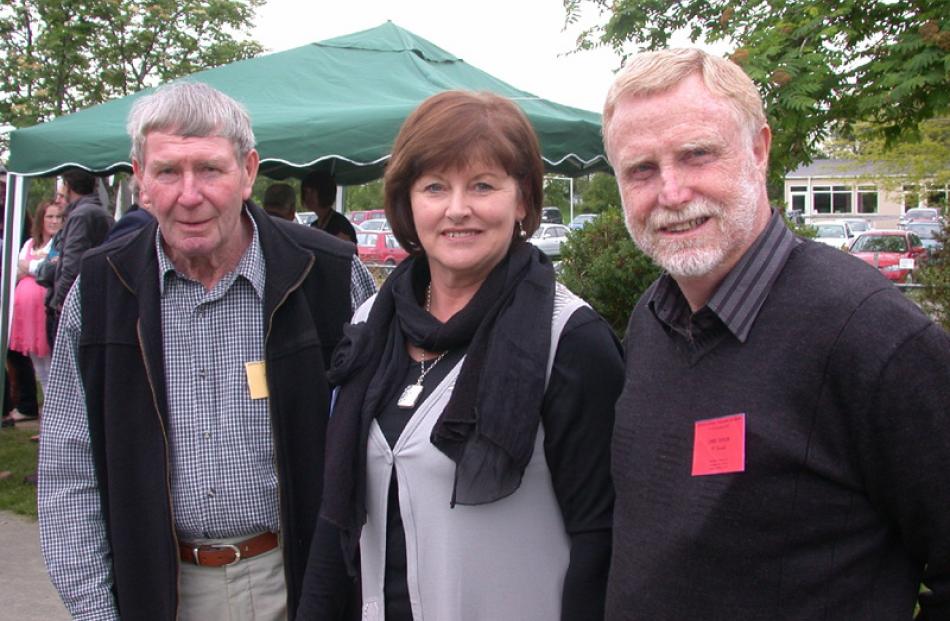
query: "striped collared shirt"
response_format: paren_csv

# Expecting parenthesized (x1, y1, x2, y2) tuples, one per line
(647, 210, 801, 343)
(38, 211, 375, 620)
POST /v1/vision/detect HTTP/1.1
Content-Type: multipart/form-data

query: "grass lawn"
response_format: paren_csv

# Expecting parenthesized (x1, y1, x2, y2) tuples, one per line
(0, 425, 39, 519)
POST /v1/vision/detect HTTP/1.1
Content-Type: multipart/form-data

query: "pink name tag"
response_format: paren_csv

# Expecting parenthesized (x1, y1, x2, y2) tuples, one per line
(691, 414, 746, 476)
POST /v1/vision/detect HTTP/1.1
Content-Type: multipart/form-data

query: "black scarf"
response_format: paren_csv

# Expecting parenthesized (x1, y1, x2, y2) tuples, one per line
(321, 241, 555, 571)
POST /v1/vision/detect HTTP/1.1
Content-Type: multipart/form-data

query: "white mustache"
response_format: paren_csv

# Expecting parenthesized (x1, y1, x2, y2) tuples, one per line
(646, 199, 719, 232)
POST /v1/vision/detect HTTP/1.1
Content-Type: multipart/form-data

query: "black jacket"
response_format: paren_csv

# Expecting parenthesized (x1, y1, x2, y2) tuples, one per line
(77, 203, 355, 619)
(50, 193, 113, 310)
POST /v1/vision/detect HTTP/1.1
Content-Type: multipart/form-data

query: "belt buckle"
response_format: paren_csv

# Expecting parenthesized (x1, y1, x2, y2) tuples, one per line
(193, 543, 242, 567)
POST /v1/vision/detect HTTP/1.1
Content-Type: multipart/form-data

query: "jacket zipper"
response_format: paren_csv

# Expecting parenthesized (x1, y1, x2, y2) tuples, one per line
(264, 255, 316, 560)
(109, 257, 181, 619)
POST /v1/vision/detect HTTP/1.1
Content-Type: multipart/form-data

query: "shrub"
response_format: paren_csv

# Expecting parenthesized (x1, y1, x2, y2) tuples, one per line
(558, 208, 662, 337)
(917, 220, 950, 331)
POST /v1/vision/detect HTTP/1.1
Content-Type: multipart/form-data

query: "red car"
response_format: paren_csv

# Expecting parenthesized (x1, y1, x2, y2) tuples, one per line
(357, 231, 409, 266)
(349, 209, 386, 226)
(849, 230, 928, 283)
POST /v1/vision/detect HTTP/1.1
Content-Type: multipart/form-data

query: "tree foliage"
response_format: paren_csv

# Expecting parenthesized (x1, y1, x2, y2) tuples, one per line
(558, 208, 662, 336)
(917, 220, 950, 331)
(565, 0, 950, 186)
(345, 180, 384, 214)
(0, 0, 263, 152)
(577, 172, 621, 214)
(824, 116, 950, 191)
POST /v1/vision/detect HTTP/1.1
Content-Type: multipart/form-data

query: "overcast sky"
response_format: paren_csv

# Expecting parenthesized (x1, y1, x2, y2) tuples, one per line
(252, 0, 630, 113)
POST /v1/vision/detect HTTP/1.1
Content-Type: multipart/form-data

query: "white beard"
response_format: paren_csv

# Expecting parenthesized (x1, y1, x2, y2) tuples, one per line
(624, 167, 761, 278)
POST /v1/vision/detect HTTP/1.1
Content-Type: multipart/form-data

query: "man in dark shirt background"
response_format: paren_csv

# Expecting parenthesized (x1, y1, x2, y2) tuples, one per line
(303, 171, 357, 243)
(602, 48, 950, 619)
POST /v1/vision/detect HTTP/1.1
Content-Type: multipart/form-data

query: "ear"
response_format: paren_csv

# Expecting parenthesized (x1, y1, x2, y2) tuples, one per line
(751, 124, 772, 171)
(242, 149, 260, 201)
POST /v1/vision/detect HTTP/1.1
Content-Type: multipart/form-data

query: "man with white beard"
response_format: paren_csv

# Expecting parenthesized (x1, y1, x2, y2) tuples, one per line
(602, 48, 950, 620)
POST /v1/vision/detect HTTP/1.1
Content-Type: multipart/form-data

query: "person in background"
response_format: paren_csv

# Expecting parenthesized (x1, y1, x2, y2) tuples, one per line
(45, 169, 113, 346)
(105, 178, 155, 242)
(303, 171, 357, 243)
(602, 48, 950, 619)
(38, 81, 375, 620)
(263, 182, 297, 221)
(298, 90, 622, 621)
(11, 199, 63, 396)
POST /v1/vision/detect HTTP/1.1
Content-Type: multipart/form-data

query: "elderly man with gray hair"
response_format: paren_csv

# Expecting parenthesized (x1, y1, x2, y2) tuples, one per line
(38, 81, 375, 620)
(602, 49, 950, 619)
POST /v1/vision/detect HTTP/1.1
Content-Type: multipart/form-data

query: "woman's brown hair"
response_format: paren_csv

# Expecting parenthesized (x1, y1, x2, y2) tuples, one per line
(384, 91, 544, 255)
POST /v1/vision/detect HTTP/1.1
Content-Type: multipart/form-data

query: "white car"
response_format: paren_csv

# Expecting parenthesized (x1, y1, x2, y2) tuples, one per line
(812, 221, 853, 250)
(359, 217, 391, 232)
(528, 223, 570, 258)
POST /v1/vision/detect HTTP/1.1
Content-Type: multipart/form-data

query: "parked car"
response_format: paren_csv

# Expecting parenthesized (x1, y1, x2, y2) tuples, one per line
(528, 223, 570, 258)
(849, 229, 928, 283)
(898, 207, 943, 228)
(356, 231, 409, 266)
(541, 206, 563, 224)
(349, 209, 386, 226)
(812, 221, 853, 250)
(294, 210, 317, 226)
(358, 217, 391, 232)
(841, 218, 872, 234)
(904, 222, 944, 256)
(569, 213, 599, 230)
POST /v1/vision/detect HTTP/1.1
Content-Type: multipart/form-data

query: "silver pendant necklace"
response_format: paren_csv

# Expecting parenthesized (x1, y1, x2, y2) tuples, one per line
(397, 284, 447, 409)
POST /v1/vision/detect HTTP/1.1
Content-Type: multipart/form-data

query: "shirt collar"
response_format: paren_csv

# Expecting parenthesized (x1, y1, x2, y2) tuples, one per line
(648, 209, 801, 342)
(156, 206, 266, 299)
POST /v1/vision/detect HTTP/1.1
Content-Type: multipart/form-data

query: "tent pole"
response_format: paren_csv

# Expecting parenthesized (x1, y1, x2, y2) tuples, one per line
(1, 174, 30, 417)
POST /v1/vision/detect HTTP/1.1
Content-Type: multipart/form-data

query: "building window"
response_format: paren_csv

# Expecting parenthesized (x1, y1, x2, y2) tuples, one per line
(813, 185, 852, 214)
(812, 186, 831, 213)
(857, 186, 878, 213)
(903, 185, 920, 212)
(789, 185, 807, 213)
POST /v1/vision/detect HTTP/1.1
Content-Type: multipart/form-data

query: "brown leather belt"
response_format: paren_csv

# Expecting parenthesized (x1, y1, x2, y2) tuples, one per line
(179, 532, 279, 568)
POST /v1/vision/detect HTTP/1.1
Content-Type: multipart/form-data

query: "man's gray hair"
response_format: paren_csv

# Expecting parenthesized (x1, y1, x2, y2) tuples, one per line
(126, 81, 256, 163)
(603, 48, 767, 156)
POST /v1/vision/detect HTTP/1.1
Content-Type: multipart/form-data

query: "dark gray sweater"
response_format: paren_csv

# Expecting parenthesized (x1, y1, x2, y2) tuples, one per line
(608, 240, 950, 620)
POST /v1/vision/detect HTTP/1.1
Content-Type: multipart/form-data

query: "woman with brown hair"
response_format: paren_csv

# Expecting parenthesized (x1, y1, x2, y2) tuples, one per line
(298, 91, 622, 620)
(11, 199, 64, 395)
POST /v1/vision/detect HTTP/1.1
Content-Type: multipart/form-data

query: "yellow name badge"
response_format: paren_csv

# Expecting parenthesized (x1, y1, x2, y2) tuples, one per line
(244, 361, 269, 400)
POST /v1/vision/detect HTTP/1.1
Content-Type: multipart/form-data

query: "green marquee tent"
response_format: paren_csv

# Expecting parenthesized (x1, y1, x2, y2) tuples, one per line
(6, 21, 610, 184)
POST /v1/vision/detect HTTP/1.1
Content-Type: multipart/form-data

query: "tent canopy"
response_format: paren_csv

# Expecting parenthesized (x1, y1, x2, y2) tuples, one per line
(7, 21, 610, 185)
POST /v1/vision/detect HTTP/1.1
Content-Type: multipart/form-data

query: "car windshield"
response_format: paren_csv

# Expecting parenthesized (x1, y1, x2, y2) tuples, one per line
(852, 235, 908, 253)
(816, 224, 846, 237)
(907, 224, 940, 239)
(905, 208, 939, 218)
(847, 221, 870, 232)
(356, 233, 377, 246)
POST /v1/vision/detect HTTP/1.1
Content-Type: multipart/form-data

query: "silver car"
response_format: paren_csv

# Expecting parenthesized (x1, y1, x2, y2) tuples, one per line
(529, 224, 570, 258)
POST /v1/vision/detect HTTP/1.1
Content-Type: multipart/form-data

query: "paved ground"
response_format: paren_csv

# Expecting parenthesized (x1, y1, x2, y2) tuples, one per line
(0, 511, 69, 619)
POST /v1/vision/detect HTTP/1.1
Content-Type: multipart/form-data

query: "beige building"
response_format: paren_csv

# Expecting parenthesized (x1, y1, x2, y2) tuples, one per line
(784, 159, 949, 228)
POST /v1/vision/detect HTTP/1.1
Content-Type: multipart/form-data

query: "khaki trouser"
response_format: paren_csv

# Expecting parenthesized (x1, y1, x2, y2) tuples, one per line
(178, 534, 287, 621)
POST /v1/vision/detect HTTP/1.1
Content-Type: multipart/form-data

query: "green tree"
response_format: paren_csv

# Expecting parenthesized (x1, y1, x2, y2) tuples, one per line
(565, 0, 950, 186)
(559, 208, 662, 336)
(917, 220, 950, 330)
(0, 0, 263, 153)
(824, 116, 950, 193)
(345, 180, 384, 214)
(577, 172, 621, 215)
(543, 177, 570, 214)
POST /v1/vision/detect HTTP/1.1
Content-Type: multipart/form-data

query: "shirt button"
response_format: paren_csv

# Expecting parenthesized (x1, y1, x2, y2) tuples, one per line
(203, 431, 211, 439)
(207, 488, 216, 498)
(198, 369, 207, 378)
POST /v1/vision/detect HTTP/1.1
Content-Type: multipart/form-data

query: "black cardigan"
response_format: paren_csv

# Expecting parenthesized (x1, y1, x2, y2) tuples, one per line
(77, 203, 355, 619)
(608, 240, 950, 619)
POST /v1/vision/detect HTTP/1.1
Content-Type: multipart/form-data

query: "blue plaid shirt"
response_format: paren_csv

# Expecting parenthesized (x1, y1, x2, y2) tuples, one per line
(38, 213, 375, 620)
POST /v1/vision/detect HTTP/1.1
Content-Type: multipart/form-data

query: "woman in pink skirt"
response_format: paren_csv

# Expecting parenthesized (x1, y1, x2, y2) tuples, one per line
(11, 199, 64, 394)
